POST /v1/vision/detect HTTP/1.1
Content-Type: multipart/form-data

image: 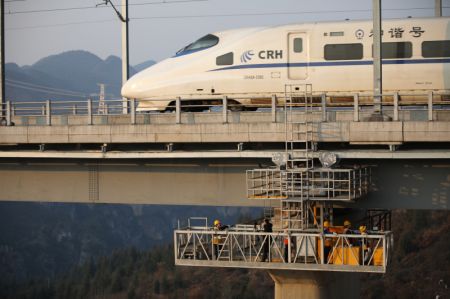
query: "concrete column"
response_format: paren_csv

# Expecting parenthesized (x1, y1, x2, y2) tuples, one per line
(268, 270, 360, 299)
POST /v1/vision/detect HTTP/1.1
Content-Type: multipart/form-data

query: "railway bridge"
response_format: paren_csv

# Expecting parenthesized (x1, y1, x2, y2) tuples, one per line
(0, 94, 449, 298)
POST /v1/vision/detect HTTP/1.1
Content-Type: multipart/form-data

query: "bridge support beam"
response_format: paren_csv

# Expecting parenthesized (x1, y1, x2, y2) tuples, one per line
(268, 270, 360, 299)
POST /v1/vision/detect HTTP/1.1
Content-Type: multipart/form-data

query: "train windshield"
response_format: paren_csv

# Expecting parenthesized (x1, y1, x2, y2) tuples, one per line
(176, 34, 219, 55)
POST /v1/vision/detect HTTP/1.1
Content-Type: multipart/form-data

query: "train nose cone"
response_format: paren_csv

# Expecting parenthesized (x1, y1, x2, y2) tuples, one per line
(121, 79, 140, 98)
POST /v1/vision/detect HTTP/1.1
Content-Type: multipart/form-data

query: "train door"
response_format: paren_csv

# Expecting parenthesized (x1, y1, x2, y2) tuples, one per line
(288, 33, 308, 80)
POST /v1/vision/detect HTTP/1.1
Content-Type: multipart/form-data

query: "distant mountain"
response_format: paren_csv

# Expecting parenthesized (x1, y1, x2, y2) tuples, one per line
(133, 59, 156, 72)
(0, 202, 259, 283)
(5, 50, 151, 102)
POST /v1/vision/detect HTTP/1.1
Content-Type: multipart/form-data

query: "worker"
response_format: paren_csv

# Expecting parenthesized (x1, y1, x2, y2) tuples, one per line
(358, 225, 370, 264)
(283, 229, 290, 263)
(343, 220, 356, 246)
(261, 218, 273, 262)
(212, 219, 227, 259)
(343, 220, 352, 234)
(323, 220, 334, 264)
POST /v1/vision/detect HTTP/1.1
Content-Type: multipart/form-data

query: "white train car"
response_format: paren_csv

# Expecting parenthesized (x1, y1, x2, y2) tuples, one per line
(121, 17, 450, 111)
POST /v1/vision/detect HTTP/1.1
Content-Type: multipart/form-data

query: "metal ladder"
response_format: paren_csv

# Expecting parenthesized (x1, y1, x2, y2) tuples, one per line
(281, 84, 315, 231)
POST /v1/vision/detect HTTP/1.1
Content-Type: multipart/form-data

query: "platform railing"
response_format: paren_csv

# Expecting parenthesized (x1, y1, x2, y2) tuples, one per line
(174, 227, 393, 273)
(246, 166, 370, 201)
(1, 90, 449, 126)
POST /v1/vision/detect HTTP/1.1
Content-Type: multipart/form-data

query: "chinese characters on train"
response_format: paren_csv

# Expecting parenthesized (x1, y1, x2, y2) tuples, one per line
(367, 26, 425, 38)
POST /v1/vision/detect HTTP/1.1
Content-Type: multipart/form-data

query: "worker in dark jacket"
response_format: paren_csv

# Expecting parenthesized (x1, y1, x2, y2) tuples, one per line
(261, 218, 273, 262)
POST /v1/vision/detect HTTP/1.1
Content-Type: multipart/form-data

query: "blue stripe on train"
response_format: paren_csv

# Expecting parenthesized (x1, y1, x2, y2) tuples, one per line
(210, 58, 450, 71)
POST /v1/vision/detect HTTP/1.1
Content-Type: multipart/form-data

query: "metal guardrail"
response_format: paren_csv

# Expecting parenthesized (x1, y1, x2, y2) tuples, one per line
(174, 227, 393, 273)
(1, 90, 449, 126)
(246, 167, 370, 201)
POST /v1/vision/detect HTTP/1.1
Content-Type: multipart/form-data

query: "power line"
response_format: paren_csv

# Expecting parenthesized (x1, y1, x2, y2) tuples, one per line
(132, 7, 450, 20)
(6, 82, 88, 98)
(6, 78, 88, 97)
(6, 0, 207, 15)
(6, 78, 87, 95)
(6, 19, 116, 31)
(6, 6, 449, 31)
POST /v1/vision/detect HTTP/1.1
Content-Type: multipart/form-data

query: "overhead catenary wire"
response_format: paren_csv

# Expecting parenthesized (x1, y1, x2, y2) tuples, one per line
(131, 7, 450, 20)
(6, 78, 88, 97)
(6, 82, 88, 98)
(6, 6, 450, 31)
(6, 0, 208, 15)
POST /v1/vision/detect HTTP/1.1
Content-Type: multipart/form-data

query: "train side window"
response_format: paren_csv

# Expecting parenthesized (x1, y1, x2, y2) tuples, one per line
(422, 40, 450, 58)
(372, 42, 412, 59)
(324, 43, 363, 60)
(294, 38, 303, 53)
(216, 52, 234, 66)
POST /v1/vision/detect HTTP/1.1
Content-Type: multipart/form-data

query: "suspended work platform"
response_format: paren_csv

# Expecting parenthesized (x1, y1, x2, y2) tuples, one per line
(174, 223, 393, 273)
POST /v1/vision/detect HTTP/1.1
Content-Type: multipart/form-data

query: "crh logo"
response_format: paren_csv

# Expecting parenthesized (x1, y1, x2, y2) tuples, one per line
(240, 50, 255, 63)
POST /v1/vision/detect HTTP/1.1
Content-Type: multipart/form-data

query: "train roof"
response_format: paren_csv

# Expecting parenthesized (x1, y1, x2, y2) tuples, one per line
(211, 16, 449, 36)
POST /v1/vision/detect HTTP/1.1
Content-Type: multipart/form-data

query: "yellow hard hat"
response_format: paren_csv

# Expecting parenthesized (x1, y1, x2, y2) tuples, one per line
(359, 225, 367, 232)
(323, 221, 330, 228)
(214, 219, 220, 226)
(344, 220, 351, 227)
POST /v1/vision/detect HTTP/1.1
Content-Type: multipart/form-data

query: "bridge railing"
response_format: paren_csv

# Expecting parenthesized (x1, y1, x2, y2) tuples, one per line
(174, 227, 393, 273)
(1, 90, 449, 126)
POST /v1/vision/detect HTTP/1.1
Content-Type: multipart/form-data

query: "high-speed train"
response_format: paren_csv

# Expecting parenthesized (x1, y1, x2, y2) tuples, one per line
(121, 17, 450, 111)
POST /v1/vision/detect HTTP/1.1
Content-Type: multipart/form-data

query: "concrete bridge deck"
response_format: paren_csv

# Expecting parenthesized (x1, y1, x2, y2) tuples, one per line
(1, 111, 450, 145)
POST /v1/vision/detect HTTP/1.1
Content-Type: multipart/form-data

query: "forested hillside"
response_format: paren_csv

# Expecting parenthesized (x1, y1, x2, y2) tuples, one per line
(0, 202, 258, 286)
(1, 210, 448, 299)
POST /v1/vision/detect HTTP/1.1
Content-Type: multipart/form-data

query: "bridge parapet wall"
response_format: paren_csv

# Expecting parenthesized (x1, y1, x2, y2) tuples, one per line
(1, 120, 449, 145)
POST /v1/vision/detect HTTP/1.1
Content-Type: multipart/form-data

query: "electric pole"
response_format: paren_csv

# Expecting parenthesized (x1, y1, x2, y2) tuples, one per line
(101, 0, 129, 114)
(372, 0, 382, 116)
(97, 83, 107, 114)
(121, 0, 129, 114)
(435, 0, 442, 17)
(1, 0, 5, 119)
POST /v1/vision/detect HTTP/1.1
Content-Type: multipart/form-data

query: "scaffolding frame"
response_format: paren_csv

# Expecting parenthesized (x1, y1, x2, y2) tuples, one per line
(174, 227, 393, 273)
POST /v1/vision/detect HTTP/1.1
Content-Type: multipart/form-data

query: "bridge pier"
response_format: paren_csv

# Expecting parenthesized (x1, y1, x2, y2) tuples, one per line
(268, 270, 360, 299)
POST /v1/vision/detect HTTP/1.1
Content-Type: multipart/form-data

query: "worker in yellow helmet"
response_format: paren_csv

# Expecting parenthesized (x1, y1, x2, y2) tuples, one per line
(359, 225, 367, 235)
(212, 219, 227, 259)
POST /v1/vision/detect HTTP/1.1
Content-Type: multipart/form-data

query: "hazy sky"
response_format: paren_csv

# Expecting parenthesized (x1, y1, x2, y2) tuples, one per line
(6, 0, 450, 66)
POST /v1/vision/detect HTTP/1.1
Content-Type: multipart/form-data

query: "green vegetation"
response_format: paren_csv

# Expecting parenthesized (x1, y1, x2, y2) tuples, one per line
(0, 208, 449, 298)
(0, 245, 273, 299)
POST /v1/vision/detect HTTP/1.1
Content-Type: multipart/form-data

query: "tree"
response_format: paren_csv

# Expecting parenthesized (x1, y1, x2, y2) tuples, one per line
(153, 279, 160, 295)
